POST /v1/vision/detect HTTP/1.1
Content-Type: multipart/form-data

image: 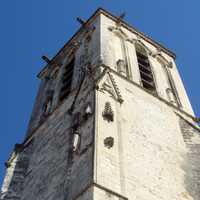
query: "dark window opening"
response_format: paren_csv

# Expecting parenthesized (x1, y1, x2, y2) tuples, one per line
(136, 45, 156, 93)
(59, 57, 75, 102)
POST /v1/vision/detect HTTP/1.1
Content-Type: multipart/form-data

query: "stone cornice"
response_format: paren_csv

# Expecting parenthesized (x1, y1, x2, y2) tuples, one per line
(99, 8, 176, 59)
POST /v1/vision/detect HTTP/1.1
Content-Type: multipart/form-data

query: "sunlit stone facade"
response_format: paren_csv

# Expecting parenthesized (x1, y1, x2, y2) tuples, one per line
(1, 8, 200, 200)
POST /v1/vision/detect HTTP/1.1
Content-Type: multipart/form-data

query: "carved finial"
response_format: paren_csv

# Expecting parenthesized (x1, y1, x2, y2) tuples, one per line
(150, 48, 162, 58)
(102, 102, 114, 122)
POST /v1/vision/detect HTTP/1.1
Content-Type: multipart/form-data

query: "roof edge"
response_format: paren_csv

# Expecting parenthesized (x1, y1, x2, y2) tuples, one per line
(37, 7, 101, 78)
(98, 8, 176, 59)
(37, 7, 176, 78)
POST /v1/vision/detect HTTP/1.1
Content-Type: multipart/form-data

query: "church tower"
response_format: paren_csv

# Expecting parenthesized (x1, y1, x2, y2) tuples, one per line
(1, 8, 200, 200)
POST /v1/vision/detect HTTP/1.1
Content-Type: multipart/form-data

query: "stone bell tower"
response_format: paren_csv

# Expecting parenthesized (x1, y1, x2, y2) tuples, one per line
(1, 8, 200, 200)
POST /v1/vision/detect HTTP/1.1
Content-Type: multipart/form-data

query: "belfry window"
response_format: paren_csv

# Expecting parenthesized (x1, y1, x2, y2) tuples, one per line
(135, 44, 156, 93)
(59, 57, 75, 102)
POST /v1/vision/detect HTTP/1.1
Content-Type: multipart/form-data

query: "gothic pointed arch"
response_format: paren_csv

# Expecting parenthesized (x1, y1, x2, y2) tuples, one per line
(134, 39, 152, 55)
(135, 42, 148, 56)
(135, 42, 157, 93)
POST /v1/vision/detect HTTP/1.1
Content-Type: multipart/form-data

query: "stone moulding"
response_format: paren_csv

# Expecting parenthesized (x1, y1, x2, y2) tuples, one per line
(99, 63, 196, 122)
(102, 102, 114, 122)
(109, 72, 123, 103)
(96, 67, 124, 104)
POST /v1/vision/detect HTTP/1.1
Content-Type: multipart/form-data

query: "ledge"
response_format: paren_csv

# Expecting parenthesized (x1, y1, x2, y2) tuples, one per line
(100, 63, 196, 122)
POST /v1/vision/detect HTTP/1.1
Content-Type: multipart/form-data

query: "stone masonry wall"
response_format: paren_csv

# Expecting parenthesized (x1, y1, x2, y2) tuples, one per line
(20, 71, 95, 200)
(1, 142, 34, 200)
(95, 70, 199, 200)
(100, 13, 194, 116)
(179, 118, 200, 200)
(2, 10, 199, 200)
(1, 13, 100, 200)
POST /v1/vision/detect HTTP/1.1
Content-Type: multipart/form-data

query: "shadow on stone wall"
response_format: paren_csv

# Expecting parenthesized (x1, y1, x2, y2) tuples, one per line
(179, 117, 200, 200)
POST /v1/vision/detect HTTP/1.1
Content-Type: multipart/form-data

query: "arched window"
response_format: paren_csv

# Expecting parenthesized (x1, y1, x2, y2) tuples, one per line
(135, 43, 156, 93)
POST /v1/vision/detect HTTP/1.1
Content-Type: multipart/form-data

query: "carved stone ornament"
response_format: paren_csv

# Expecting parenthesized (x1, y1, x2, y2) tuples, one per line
(83, 103, 93, 120)
(102, 102, 114, 122)
(101, 77, 116, 98)
(98, 71, 123, 104)
(72, 131, 81, 153)
(109, 73, 123, 103)
(150, 48, 173, 68)
(104, 137, 114, 149)
(108, 25, 128, 39)
(116, 59, 127, 76)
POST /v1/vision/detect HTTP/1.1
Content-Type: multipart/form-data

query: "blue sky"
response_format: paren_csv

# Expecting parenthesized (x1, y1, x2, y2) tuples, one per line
(0, 0, 199, 185)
